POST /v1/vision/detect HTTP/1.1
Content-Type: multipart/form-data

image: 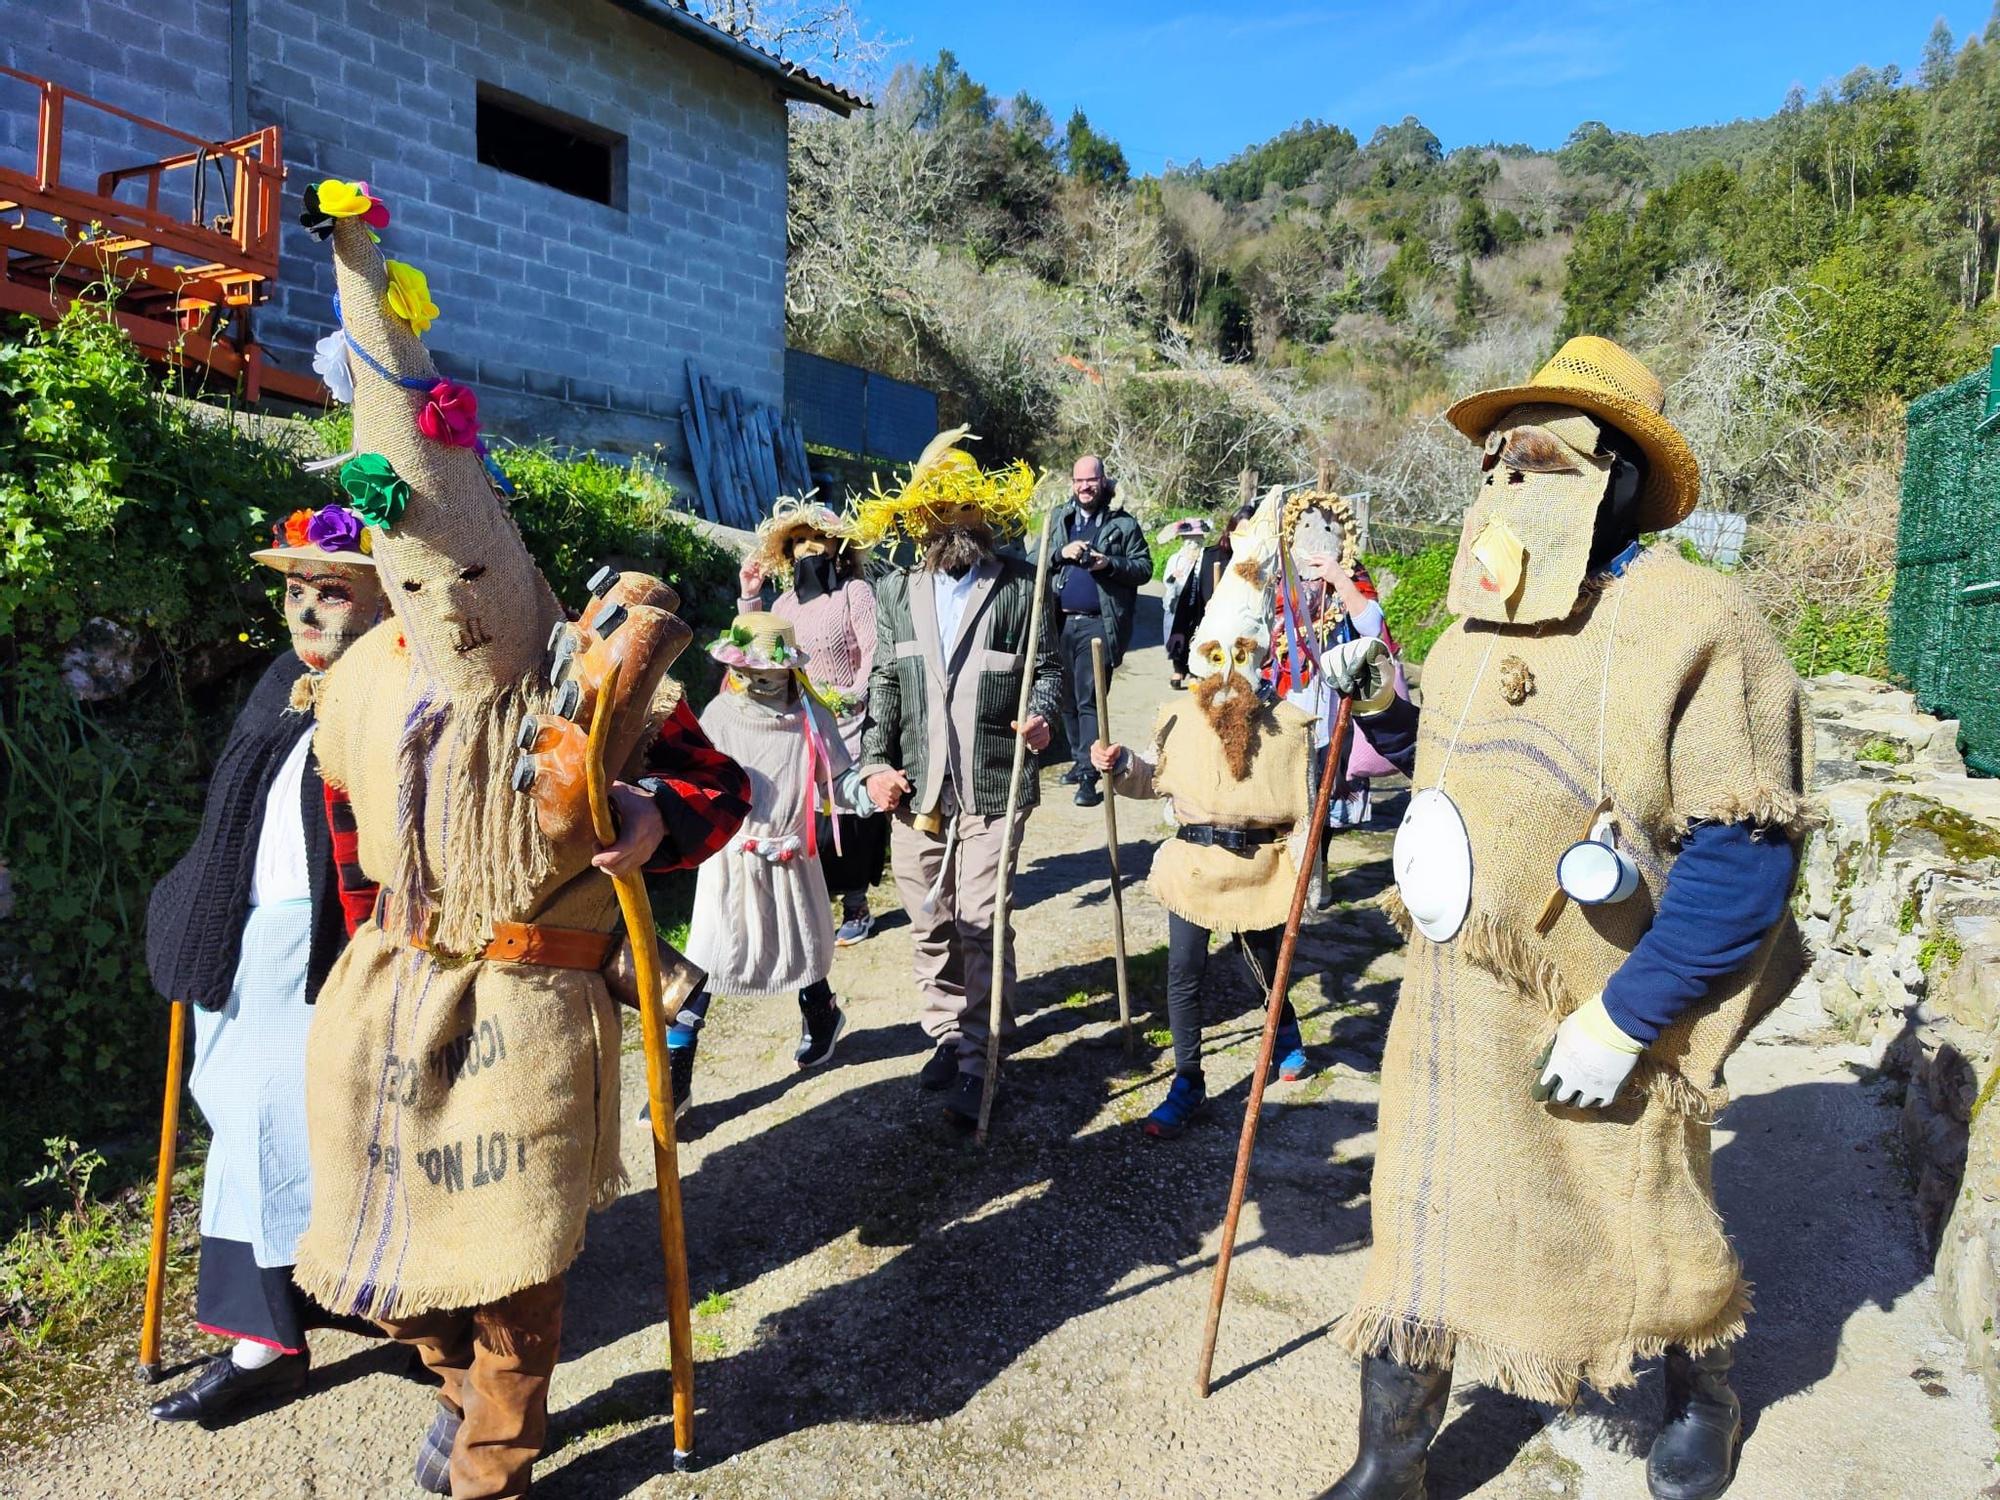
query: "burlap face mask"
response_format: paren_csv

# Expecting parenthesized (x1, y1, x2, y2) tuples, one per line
(1445, 405, 1610, 626)
(282, 561, 387, 671)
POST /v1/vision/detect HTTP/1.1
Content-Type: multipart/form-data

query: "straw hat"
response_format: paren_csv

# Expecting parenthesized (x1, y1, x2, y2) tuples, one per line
(250, 503, 379, 570)
(749, 494, 850, 577)
(1443, 335, 1700, 531)
(709, 610, 811, 672)
(846, 426, 1039, 549)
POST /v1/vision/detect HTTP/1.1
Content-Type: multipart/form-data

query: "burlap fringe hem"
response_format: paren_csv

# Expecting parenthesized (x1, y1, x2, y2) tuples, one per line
(1671, 785, 1821, 842)
(1331, 1278, 1752, 1407)
(293, 1248, 584, 1324)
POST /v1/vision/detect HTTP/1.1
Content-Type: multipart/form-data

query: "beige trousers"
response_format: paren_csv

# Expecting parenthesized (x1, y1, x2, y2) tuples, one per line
(889, 800, 1030, 1078)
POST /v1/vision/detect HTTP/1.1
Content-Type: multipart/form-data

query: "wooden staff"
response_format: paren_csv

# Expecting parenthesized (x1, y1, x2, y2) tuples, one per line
(975, 508, 1057, 1145)
(1090, 636, 1134, 1057)
(1196, 693, 1355, 1397)
(137, 998, 188, 1383)
(585, 660, 697, 1470)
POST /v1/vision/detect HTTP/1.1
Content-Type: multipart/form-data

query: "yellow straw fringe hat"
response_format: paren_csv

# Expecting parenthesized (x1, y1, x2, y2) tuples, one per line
(1444, 335, 1700, 532)
(845, 426, 1039, 549)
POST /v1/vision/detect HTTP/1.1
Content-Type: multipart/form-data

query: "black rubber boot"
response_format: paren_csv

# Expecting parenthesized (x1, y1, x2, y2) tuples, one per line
(1326, 1354, 1452, 1499)
(1647, 1343, 1741, 1500)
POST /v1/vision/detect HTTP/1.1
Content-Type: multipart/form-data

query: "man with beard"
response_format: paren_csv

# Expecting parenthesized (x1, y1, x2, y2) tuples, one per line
(1324, 337, 1806, 1500)
(1050, 454, 1151, 807)
(852, 430, 1063, 1127)
(1089, 487, 1389, 1136)
(144, 503, 387, 1423)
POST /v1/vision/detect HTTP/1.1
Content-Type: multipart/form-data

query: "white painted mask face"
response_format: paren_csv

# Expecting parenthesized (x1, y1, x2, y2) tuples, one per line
(739, 666, 795, 705)
(282, 561, 386, 671)
(1187, 487, 1284, 688)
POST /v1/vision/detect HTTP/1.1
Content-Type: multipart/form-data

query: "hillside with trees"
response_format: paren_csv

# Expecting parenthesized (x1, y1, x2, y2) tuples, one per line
(785, 11, 2000, 679)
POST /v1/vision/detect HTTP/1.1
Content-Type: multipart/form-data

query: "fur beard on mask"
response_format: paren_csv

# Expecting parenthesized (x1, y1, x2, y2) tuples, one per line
(923, 524, 995, 575)
(1192, 673, 1260, 781)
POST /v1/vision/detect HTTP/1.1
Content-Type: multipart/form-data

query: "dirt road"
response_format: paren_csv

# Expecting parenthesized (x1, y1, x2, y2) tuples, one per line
(8, 588, 1993, 1499)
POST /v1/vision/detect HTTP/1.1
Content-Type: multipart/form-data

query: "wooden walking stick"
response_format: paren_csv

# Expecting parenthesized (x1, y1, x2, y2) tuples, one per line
(137, 998, 188, 1383)
(585, 659, 697, 1470)
(1090, 636, 1134, 1058)
(975, 507, 1058, 1145)
(1195, 692, 1355, 1397)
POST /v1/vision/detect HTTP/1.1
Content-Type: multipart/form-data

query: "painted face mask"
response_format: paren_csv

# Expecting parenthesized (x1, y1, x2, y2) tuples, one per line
(1187, 486, 1285, 689)
(1444, 404, 1611, 627)
(283, 561, 387, 671)
(738, 665, 796, 705)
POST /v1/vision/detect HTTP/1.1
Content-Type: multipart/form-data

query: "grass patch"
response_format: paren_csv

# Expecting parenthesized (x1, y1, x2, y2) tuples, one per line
(1361, 542, 1457, 663)
(1918, 932, 1965, 978)
(1859, 737, 1906, 765)
(1143, 1027, 1174, 1049)
(694, 1330, 726, 1358)
(695, 1288, 734, 1318)
(1898, 896, 1919, 935)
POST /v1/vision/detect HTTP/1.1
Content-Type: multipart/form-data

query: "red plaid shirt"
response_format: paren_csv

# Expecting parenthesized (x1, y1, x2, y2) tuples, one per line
(326, 698, 750, 934)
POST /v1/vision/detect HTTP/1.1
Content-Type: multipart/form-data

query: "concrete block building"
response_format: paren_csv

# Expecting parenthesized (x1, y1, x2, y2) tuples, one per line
(2, 0, 858, 461)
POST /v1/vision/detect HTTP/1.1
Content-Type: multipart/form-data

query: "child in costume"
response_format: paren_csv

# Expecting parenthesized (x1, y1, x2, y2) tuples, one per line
(1092, 489, 1391, 1135)
(291, 183, 744, 1500)
(143, 504, 385, 1422)
(736, 498, 885, 946)
(1323, 338, 1806, 1500)
(1157, 516, 1212, 689)
(672, 611, 878, 1113)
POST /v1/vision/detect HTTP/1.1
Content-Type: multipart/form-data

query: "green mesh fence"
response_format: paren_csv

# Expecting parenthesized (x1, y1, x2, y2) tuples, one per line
(1892, 368, 2000, 776)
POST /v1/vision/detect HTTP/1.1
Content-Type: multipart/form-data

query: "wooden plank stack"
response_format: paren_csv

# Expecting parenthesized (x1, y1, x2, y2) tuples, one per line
(679, 359, 815, 530)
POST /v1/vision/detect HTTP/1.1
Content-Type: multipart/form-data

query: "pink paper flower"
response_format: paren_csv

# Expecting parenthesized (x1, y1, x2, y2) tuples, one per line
(417, 379, 480, 448)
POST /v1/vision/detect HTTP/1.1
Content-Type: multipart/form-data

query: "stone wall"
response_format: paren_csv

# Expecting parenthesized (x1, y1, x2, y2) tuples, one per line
(1795, 672, 2000, 1412)
(4, 0, 791, 469)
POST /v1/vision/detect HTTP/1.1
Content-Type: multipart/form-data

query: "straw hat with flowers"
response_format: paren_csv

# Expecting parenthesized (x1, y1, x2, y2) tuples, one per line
(709, 611, 812, 673)
(1444, 335, 1700, 532)
(250, 502, 378, 571)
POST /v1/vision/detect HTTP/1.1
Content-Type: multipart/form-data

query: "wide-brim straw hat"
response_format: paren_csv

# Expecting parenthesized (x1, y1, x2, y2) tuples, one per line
(710, 610, 810, 671)
(250, 504, 379, 570)
(750, 493, 850, 575)
(1155, 516, 1214, 545)
(1443, 335, 1700, 531)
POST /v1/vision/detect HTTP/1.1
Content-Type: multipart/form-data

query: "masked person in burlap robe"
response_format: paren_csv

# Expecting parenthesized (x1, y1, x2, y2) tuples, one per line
(1320, 338, 1807, 1500)
(290, 185, 746, 1500)
(143, 504, 385, 1425)
(1090, 487, 1391, 1138)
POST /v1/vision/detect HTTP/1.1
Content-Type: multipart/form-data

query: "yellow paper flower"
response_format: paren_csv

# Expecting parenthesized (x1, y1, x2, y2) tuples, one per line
(382, 259, 439, 336)
(316, 180, 375, 218)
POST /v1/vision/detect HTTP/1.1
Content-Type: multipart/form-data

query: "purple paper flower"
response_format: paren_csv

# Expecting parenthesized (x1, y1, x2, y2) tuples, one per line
(306, 504, 366, 554)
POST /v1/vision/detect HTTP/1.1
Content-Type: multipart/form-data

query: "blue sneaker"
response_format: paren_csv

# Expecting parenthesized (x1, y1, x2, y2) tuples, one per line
(1274, 1020, 1310, 1083)
(664, 1024, 698, 1121)
(1143, 1073, 1208, 1140)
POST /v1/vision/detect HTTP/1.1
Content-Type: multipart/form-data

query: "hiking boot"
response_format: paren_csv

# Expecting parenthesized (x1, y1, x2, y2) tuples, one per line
(918, 1041, 958, 1091)
(1274, 1019, 1311, 1082)
(1647, 1343, 1741, 1500)
(835, 908, 875, 946)
(1142, 1073, 1208, 1140)
(795, 994, 848, 1070)
(1326, 1354, 1452, 1499)
(666, 1026, 698, 1121)
(943, 1069, 987, 1130)
(1059, 765, 1088, 785)
(1074, 776, 1104, 808)
(148, 1349, 309, 1424)
(414, 1402, 462, 1495)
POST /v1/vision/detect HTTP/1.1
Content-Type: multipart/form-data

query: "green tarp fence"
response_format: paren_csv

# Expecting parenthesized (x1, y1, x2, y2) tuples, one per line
(1892, 366, 2000, 776)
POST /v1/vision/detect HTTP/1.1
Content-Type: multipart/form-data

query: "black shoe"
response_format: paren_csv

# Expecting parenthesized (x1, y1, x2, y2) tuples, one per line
(795, 996, 848, 1069)
(1059, 765, 1087, 785)
(943, 1070, 987, 1130)
(918, 1041, 958, 1091)
(1326, 1354, 1452, 1499)
(1647, 1343, 1741, 1500)
(148, 1350, 310, 1424)
(414, 1402, 461, 1495)
(1073, 778, 1104, 808)
(667, 1033, 697, 1121)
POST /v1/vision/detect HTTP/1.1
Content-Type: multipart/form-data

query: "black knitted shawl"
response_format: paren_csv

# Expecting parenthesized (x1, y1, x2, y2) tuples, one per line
(145, 653, 346, 1010)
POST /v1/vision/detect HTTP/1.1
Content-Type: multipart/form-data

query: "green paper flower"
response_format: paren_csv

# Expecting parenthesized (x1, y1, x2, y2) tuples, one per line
(340, 452, 410, 531)
(727, 624, 753, 646)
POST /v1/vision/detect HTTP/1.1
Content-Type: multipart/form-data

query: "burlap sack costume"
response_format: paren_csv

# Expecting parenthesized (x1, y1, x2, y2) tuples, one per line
(295, 215, 685, 1320)
(1333, 491, 1809, 1402)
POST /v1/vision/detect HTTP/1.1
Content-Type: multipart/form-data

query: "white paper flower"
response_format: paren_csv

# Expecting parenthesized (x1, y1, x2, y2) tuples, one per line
(313, 329, 355, 405)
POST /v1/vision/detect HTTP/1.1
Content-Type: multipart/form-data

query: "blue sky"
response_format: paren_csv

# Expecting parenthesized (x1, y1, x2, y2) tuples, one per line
(855, 3, 1989, 173)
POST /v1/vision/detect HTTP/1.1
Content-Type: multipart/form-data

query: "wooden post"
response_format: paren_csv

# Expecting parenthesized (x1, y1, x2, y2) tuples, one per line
(1196, 694, 1355, 1397)
(585, 661, 698, 1470)
(1316, 457, 1334, 492)
(976, 508, 1058, 1145)
(1238, 468, 1256, 513)
(137, 999, 188, 1383)
(1091, 636, 1134, 1057)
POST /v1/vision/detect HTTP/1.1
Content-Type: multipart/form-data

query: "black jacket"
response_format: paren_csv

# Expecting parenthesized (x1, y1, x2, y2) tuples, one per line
(1051, 498, 1152, 665)
(145, 653, 347, 1011)
(1168, 542, 1231, 648)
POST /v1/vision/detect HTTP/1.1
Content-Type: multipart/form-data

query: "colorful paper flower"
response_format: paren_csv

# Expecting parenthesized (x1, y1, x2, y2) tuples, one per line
(316, 178, 390, 228)
(339, 453, 410, 531)
(313, 330, 355, 405)
(382, 260, 438, 336)
(417, 379, 480, 448)
(306, 503, 366, 554)
(282, 508, 314, 548)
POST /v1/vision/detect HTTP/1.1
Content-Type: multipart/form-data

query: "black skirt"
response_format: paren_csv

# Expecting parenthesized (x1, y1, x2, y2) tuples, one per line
(818, 811, 888, 897)
(195, 1237, 381, 1352)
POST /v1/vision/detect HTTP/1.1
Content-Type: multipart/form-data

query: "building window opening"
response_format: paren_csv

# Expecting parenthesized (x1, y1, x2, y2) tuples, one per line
(476, 85, 624, 207)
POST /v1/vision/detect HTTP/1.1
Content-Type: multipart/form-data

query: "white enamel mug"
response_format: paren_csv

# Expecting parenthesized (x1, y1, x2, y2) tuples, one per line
(1556, 832, 1640, 906)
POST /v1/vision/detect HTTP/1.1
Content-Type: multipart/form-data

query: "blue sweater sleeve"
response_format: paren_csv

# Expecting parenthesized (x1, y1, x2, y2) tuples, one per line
(1600, 820, 1797, 1045)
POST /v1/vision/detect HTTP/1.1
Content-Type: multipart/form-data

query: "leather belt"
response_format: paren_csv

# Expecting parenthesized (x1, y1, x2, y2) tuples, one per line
(375, 892, 615, 969)
(1175, 822, 1282, 855)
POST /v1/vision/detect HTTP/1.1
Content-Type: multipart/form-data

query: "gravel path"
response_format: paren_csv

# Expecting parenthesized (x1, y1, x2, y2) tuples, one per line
(8, 588, 1993, 1499)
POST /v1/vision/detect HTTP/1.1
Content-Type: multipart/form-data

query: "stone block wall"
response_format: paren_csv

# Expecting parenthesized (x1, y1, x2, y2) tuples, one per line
(5, 0, 791, 474)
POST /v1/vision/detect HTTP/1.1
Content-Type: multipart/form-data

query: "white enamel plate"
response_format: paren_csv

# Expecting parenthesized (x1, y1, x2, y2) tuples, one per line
(1392, 786, 1474, 942)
